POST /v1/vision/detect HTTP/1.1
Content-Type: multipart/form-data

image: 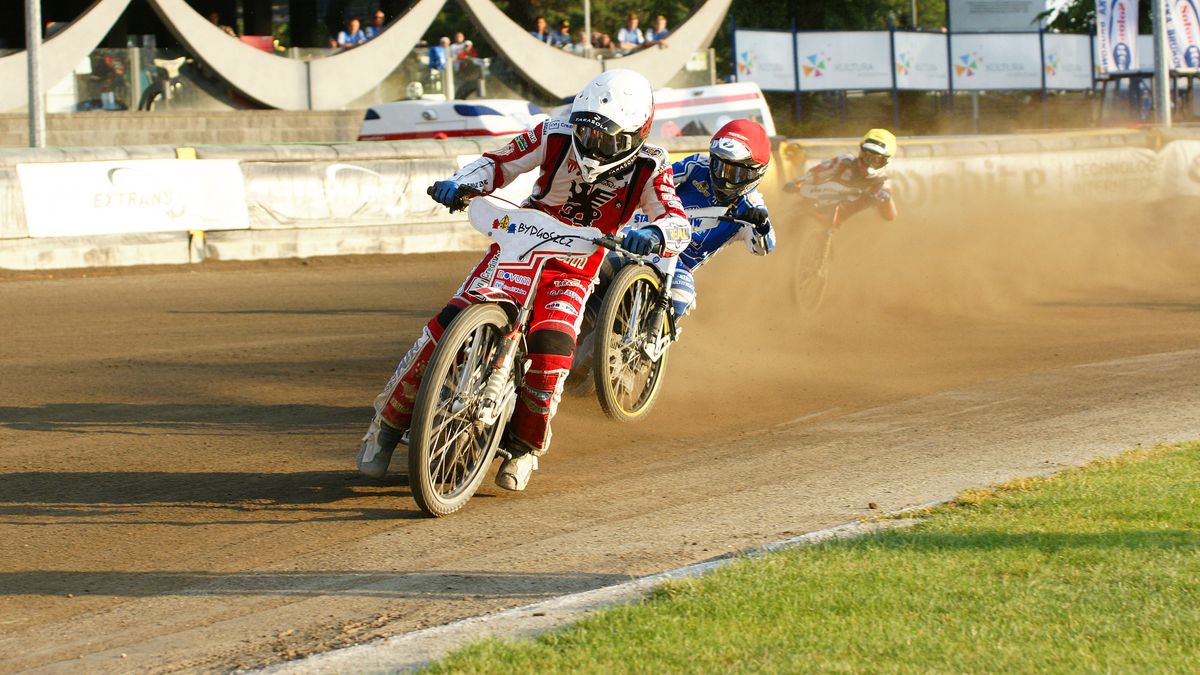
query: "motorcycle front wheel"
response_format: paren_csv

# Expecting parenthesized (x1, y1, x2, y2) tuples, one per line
(408, 303, 513, 517)
(592, 264, 670, 423)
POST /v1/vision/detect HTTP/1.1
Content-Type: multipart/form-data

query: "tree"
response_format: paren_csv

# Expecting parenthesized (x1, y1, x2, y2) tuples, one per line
(1039, 0, 1152, 34)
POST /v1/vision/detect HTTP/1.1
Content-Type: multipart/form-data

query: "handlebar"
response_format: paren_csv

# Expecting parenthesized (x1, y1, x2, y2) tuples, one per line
(718, 215, 771, 236)
(593, 233, 665, 265)
(426, 184, 484, 213)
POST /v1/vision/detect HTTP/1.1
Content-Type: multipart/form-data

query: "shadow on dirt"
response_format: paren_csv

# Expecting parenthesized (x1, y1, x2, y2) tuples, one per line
(1037, 301, 1200, 314)
(0, 470, 423, 523)
(0, 403, 364, 434)
(0, 568, 630, 600)
(167, 307, 437, 317)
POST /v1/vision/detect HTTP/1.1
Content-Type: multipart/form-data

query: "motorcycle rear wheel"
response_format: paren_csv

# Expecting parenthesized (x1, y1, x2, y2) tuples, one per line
(408, 303, 512, 517)
(593, 264, 670, 423)
(793, 224, 835, 310)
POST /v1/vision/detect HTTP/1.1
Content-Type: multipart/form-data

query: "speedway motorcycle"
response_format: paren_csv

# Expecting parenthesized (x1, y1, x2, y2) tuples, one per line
(405, 189, 642, 516)
(784, 176, 866, 309)
(572, 207, 760, 423)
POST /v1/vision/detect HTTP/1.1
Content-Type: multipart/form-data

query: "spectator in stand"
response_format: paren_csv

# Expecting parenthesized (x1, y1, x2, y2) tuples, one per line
(593, 31, 614, 50)
(336, 17, 366, 48)
(364, 10, 386, 40)
(647, 15, 670, 43)
(457, 39, 478, 60)
(553, 20, 573, 47)
(530, 16, 554, 44)
(449, 31, 468, 59)
(616, 13, 645, 50)
(429, 36, 450, 70)
(208, 11, 237, 37)
(570, 30, 592, 55)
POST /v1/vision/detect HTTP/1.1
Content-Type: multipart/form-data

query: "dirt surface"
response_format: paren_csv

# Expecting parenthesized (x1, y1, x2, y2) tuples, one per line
(2, 187, 1199, 673)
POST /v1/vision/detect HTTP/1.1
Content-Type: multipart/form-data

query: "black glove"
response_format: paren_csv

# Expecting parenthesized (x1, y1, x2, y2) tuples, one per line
(734, 203, 770, 235)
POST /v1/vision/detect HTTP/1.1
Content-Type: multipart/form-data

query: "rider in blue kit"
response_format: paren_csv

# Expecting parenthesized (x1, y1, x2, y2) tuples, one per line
(650, 119, 775, 320)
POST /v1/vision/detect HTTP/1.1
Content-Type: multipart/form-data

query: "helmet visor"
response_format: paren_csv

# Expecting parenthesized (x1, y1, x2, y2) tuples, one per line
(711, 155, 764, 187)
(572, 124, 634, 161)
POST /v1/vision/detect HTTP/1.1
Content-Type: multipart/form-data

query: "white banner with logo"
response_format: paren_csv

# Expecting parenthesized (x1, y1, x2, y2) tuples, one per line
(949, 0, 1045, 31)
(796, 32, 894, 90)
(733, 29, 796, 92)
(1043, 33, 1094, 90)
(951, 33, 1044, 90)
(894, 31, 951, 90)
(1166, 0, 1200, 68)
(1096, 0, 1139, 72)
(17, 160, 249, 238)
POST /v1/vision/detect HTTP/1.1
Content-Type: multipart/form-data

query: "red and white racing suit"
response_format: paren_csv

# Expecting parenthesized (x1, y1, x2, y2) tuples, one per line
(372, 118, 689, 455)
(800, 153, 897, 223)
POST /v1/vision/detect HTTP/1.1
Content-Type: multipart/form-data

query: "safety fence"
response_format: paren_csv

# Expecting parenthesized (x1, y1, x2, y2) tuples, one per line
(1, 129, 1198, 271)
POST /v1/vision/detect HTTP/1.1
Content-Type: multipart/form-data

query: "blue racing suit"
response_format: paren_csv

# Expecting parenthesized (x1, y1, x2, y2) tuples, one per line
(629, 152, 775, 318)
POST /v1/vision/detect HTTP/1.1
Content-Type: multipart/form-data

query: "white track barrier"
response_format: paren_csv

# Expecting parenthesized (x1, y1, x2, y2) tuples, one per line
(0, 129, 1197, 271)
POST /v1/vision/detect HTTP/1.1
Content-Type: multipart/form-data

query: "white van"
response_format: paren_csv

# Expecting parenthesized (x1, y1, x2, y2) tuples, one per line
(357, 82, 775, 142)
(357, 99, 548, 142)
(648, 82, 776, 138)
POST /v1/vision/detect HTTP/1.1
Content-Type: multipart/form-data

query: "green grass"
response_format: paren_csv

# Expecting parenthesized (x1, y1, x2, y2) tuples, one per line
(428, 442, 1200, 674)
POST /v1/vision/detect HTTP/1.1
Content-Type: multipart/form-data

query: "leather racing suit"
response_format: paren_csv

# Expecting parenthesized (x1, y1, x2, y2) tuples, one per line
(372, 117, 690, 455)
(621, 152, 774, 318)
(796, 153, 897, 223)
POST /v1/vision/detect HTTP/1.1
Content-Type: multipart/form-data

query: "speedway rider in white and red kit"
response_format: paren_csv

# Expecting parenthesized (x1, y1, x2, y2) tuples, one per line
(786, 128, 898, 224)
(357, 69, 689, 491)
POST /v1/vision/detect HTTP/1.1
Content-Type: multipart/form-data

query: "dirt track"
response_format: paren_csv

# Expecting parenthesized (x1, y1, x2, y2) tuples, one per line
(2, 188, 1199, 672)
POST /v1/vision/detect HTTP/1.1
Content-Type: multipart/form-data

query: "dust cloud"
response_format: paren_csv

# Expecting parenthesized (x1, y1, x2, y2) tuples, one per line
(648, 172, 1200, 431)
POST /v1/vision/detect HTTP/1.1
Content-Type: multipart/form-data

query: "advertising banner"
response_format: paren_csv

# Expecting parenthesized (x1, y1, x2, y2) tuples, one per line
(795, 32, 894, 91)
(1043, 33, 1094, 90)
(17, 160, 249, 238)
(1166, 0, 1200, 68)
(949, 0, 1044, 31)
(1096, 0, 1139, 72)
(951, 33, 1044, 90)
(734, 29, 797, 92)
(894, 31, 951, 90)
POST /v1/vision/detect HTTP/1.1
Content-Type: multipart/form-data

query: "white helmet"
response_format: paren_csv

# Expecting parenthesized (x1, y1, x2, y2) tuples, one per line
(569, 69, 654, 183)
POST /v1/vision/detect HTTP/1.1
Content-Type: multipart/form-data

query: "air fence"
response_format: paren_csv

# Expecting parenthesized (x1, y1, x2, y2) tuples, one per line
(1, 128, 1199, 271)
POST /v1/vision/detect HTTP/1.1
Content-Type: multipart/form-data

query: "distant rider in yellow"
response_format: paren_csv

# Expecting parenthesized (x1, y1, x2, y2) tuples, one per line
(785, 128, 898, 225)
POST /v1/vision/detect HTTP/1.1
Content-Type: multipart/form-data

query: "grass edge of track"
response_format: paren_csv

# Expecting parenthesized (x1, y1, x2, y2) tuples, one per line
(425, 440, 1200, 673)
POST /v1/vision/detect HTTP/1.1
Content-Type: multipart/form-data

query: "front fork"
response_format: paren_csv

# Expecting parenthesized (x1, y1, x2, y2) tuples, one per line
(641, 270, 677, 362)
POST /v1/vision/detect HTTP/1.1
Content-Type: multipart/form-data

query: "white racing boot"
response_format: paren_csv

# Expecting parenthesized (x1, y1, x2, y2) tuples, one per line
(495, 451, 538, 492)
(356, 416, 408, 479)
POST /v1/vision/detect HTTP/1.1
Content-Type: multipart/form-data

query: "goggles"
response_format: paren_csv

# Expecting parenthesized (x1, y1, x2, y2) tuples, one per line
(711, 155, 764, 186)
(572, 124, 635, 161)
(859, 149, 889, 169)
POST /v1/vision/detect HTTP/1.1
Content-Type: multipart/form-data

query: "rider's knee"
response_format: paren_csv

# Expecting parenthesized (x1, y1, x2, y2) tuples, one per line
(527, 329, 574, 357)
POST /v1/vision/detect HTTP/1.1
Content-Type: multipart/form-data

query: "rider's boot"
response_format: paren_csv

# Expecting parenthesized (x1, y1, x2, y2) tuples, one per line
(495, 439, 539, 491)
(356, 416, 407, 479)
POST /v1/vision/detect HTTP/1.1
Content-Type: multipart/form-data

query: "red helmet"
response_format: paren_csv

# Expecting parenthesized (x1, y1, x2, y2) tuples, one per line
(708, 120, 770, 203)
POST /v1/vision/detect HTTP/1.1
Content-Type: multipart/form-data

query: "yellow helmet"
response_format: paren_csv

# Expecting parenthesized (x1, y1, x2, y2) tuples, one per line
(860, 128, 897, 158)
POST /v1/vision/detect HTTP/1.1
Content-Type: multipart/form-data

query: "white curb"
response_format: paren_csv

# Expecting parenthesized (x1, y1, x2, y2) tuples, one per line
(258, 499, 948, 674)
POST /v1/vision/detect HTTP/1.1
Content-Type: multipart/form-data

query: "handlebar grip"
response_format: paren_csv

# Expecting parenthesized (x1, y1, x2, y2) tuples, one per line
(593, 236, 621, 252)
(427, 184, 484, 213)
